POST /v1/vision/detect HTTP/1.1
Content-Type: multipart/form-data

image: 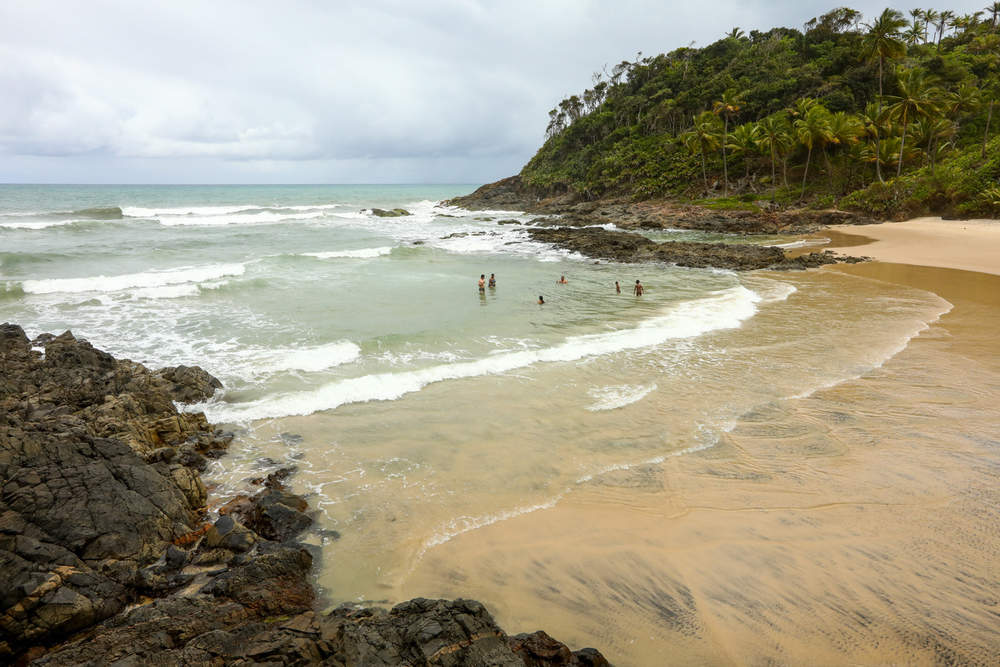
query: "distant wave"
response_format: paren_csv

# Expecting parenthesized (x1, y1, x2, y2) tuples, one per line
(122, 204, 343, 217)
(302, 247, 393, 259)
(154, 211, 325, 227)
(586, 383, 658, 411)
(197, 285, 764, 422)
(20, 263, 246, 295)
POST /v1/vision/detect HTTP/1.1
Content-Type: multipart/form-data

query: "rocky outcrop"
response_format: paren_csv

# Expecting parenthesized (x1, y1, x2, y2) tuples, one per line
(1, 324, 609, 665)
(445, 176, 876, 234)
(526, 227, 866, 271)
(370, 208, 411, 217)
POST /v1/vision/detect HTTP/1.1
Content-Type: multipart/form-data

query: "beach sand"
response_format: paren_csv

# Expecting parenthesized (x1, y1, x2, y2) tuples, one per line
(398, 219, 1000, 665)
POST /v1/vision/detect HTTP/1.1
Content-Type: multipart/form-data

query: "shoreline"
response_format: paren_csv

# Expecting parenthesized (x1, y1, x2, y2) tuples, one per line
(392, 219, 1000, 664)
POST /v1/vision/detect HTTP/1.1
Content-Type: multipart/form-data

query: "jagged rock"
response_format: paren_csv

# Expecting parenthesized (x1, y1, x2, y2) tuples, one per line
(154, 365, 222, 404)
(370, 208, 411, 217)
(526, 226, 866, 271)
(510, 630, 611, 666)
(2, 325, 609, 665)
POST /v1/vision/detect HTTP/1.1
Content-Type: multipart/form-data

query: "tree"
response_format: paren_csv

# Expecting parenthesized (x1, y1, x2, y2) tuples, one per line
(905, 21, 925, 46)
(827, 111, 864, 187)
(884, 69, 942, 176)
(988, 2, 1000, 29)
(712, 89, 746, 196)
(923, 9, 939, 42)
(727, 123, 762, 180)
(936, 10, 956, 50)
(863, 9, 908, 182)
(681, 111, 723, 192)
(756, 114, 793, 192)
(794, 104, 834, 198)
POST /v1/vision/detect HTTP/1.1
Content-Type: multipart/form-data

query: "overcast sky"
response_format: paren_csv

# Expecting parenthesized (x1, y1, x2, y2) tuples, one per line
(0, 1, 988, 184)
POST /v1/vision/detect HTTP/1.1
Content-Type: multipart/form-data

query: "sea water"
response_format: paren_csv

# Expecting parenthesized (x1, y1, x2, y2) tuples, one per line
(0, 184, 951, 633)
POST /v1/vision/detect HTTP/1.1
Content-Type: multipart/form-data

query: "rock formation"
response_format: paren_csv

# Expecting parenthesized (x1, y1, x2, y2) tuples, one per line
(0, 324, 608, 665)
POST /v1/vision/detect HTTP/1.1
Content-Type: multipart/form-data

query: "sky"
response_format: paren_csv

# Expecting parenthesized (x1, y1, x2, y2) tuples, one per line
(0, 1, 989, 184)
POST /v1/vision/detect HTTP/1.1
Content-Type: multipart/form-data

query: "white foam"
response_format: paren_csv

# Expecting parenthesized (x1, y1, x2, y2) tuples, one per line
(155, 211, 325, 226)
(131, 284, 201, 300)
(586, 383, 658, 411)
(122, 204, 259, 217)
(21, 263, 246, 295)
(303, 247, 392, 259)
(418, 496, 563, 556)
(260, 341, 361, 373)
(773, 238, 831, 249)
(197, 285, 763, 422)
(0, 219, 88, 230)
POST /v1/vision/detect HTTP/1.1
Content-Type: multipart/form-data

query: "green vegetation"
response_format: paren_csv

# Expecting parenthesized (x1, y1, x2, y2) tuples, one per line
(521, 6, 1000, 218)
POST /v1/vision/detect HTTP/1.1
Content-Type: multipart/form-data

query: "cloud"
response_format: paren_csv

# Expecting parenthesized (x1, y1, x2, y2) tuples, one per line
(0, 0, 988, 182)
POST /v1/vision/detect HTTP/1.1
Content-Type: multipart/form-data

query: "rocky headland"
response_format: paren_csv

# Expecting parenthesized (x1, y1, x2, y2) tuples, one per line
(0, 324, 608, 666)
(445, 175, 874, 234)
(444, 176, 869, 271)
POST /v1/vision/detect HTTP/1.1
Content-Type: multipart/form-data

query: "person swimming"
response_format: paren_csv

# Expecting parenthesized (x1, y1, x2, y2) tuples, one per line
(615, 280, 621, 294)
(538, 295, 545, 304)
(488, 273, 496, 288)
(478, 274, 485, 291)
(633, 279, 644, 296)
(557, 275, 568, 284)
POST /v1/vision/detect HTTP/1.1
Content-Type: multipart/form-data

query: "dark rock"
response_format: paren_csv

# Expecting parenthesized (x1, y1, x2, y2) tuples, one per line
(510, 630, 612, 666)
(153, 365, 222, 404)
(370, 208, 411, 217)
(526, 226, 866, 271)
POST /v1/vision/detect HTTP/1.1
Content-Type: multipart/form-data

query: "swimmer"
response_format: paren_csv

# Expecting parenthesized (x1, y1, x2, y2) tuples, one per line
(488, 273, 496, 288)
(538, 295, 545, 305)
(557, 275, 568, 284)
(615, 280, 621, 294)
(633, 279, 644, 296)
(478, 274, 485, 291)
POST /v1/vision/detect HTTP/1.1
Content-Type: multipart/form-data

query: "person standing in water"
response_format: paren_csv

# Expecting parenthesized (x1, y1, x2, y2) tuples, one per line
(557, 275, 568, 284)
(633, 279, 644, 296)
(538, 295, 545, 304)
(615, 281, 621, 294)
(478, 274, 486, 292)
(488, 273, 496, 288)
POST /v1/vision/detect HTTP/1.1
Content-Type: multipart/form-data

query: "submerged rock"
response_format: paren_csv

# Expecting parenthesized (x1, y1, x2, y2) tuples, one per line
(370, 208, 412, 217)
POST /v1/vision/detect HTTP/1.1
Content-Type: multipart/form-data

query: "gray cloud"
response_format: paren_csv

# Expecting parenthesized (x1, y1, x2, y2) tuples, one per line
(0, 0, 988, 183)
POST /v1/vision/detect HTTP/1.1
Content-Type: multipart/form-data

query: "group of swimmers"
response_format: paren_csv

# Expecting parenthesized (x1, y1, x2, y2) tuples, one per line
(478, 273, 644, 304)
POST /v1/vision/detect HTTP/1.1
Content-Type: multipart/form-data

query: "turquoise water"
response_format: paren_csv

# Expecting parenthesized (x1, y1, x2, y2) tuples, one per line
(0, 184, 755, 421)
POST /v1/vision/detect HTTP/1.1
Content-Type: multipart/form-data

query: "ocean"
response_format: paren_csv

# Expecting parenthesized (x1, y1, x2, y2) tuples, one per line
(0, 184, 953, 660)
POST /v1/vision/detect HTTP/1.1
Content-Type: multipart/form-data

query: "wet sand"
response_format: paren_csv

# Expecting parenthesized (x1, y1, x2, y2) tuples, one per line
(398, 224, 1000, 664)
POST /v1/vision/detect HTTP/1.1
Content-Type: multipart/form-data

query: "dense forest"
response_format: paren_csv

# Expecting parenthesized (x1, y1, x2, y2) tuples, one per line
(520, 6, 1000, 218)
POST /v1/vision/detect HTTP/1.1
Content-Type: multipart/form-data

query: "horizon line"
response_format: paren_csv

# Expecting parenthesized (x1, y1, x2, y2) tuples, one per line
(0, 182, 482, 187)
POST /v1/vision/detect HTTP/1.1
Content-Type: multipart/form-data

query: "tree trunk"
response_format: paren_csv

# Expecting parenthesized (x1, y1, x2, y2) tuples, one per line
(782, 156, 789, 187)
(801, 145, 813, 199)
(700, 144, 709, 192)
(875, 57, 884, 183)
(770, 145, 777, 200)
(897, 109, 909, 178)
(984, 100, 995, 159)
(722, 116, 729, 196)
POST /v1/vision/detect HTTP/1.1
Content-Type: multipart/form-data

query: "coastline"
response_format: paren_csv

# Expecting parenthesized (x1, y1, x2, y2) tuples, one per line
(391, 220, 1000, 665)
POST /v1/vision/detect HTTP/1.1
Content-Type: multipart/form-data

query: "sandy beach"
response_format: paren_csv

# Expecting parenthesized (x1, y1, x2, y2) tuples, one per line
(396, 218, 1000, 665)
(829, 216, 1000, 276)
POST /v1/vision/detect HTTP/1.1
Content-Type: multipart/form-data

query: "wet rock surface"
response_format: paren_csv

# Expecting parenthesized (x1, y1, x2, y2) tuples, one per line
(526, 227, 866, 271)
(1, 324, 609, 665)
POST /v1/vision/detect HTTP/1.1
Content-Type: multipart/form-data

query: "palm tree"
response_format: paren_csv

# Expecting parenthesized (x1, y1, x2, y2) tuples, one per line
(913, 117, 956, 173)
(681, 111, 723, 192)
(727, 123, 762, 181)
(936, 10, 955, 49)
(987, 2, 1000, 29)
(712, 89, 746, 196)
(756, 115, 793, 192)
(904, 22, 925, 46)
(863, 9, 907, 182)
(923, 9, 939, 42)
(727, 27, 746, 39)
(884, 69, 942, 176)
(827, 111, 864, 188)
(794, 104, 834, 198)
(984, 81, 998, 158)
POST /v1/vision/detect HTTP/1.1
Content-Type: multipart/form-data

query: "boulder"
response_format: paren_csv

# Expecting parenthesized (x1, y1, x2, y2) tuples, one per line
(370, 208, 412, 217)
